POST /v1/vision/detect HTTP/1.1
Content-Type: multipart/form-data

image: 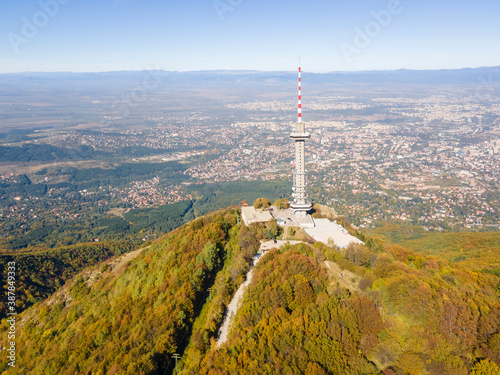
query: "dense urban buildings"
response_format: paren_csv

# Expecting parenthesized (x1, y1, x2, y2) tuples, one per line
(1, 74, 498, 241)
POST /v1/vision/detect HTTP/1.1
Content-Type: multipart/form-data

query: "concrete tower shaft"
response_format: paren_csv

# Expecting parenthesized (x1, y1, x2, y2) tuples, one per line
(290, 64, 312, 217)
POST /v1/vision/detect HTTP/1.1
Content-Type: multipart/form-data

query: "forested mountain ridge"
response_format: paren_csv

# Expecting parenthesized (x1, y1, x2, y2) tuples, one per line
(367, 224, 500, 271)
(0, 241, 134, 320)
(0, 208, 258, 374)
(0, 179, 288, 323)
(184, 240, 500, 374)
(0, 208, 499, 374)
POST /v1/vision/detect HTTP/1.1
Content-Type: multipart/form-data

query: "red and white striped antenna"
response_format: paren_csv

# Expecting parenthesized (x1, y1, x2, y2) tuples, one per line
(298, 57, 302, 123)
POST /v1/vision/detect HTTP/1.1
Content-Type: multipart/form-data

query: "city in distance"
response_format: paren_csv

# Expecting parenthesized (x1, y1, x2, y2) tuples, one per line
(0, 67, 498, 234)
(0, 66, 499, 374)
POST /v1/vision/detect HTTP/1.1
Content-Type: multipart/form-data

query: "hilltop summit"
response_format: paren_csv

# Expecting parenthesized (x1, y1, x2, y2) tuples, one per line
(1, 207, 499, 374)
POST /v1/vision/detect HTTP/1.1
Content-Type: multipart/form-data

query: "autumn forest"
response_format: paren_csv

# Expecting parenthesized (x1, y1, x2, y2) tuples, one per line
(0, 207, 499, 374)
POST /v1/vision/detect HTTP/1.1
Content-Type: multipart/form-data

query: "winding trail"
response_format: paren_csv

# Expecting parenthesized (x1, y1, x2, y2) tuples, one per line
(324, 260, 361, 293)
(217, 240, 300, 347)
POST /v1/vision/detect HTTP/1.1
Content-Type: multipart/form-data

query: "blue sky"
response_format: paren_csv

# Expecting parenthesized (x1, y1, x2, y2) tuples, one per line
(0, 0, 499, 73)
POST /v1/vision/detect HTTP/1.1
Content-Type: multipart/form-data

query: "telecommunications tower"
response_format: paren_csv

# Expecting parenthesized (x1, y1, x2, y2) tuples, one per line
(290, 61, 313, 217)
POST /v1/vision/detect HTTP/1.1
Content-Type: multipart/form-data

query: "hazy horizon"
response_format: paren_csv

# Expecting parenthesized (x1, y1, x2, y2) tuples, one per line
(2, 64, 500, 75)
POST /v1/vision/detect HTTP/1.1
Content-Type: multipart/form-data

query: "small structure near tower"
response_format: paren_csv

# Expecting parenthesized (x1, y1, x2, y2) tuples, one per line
(290, 61, 313, 217)
(241, 206, 273, 226)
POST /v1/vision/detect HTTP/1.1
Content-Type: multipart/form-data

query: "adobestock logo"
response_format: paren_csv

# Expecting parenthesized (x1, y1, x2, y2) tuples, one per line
(463, 74, 498, 107)
(340, 0, 410, 63)
(100, 68, 164, 126)
(7, 0, 71, 54)
(475, 75, 496, 100)
(213, 0, 243, 21)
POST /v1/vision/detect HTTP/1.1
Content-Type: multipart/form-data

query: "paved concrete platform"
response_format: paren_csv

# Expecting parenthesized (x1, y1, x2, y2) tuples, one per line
(303, 218, 363, 248)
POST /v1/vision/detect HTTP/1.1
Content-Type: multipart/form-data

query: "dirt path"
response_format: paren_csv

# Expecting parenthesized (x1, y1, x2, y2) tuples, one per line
(216, 244, 362, 347)
(110, 248, 144, 274)
(216, 255, 262, 346)
(217, 240, 300, 347)
(324, 261, 361, 293)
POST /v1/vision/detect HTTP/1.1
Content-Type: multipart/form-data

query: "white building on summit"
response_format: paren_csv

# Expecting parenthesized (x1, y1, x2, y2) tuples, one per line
(290, 63, 313, 217)
(241, 206, 273, 226)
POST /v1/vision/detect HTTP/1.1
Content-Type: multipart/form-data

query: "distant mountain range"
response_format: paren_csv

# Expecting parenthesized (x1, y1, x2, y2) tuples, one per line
(0, 66, 499, 92)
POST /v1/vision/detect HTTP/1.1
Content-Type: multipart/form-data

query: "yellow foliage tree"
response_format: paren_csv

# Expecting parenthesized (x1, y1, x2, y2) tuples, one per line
(470, 359, 500, 375)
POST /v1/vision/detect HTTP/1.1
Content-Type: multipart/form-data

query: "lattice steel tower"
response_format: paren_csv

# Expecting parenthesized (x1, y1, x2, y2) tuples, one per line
(290, 61, 313, 217)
